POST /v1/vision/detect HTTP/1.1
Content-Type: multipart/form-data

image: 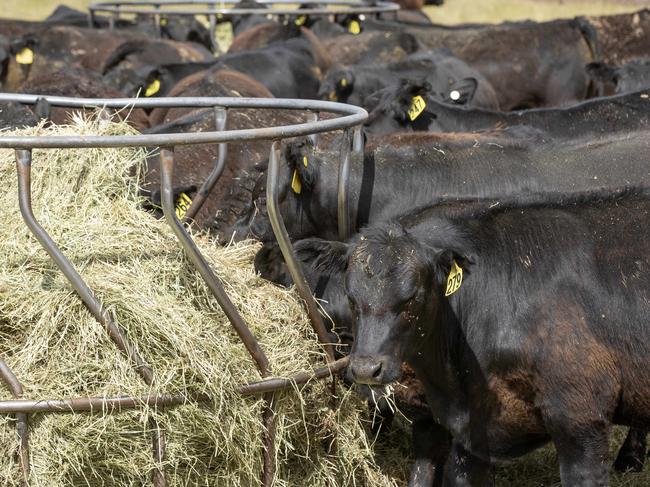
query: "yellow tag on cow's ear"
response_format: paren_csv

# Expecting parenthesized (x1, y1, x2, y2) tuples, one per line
(160, 17, 168, 26)
(445, 260, 463, 297)
(291, 170, 302, 194)
(215, 21, 234, 53)
(15, 47, 33, 65)
(295, 15, 307, 26)
(339, 78, 348, 88)
(328, 91, 338, 101)
(175, 192, 193, 219)
(348, 20, 361, 35)
(145, 79, 161, 97)
(303, 156, 308, 167)
(408, 95, 426, 121)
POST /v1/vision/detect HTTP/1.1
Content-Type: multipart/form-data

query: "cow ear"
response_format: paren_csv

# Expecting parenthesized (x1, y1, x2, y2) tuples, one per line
(284, 139, 318, 193)
(432, 249, 475, 294)
(447, 77, 478, 105)
(585, 62, 618, 83)
(294, 238, 351, 273)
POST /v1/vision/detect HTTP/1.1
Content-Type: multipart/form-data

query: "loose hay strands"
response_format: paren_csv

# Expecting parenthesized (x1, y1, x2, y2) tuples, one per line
(0, 114, 398, 487)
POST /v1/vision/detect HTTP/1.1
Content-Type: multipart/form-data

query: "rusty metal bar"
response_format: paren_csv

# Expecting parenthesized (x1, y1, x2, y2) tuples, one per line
(307, 112, 319, 148)
(182, 106, 228, 222)
(265, 142, 336, 363)
(0, 95, 368, 150)
(0, 358, 29, 486)
(15, 149, 167, 486)
(160, 148, 271, 377)
(0, 357, 350, 414)
(337, 129, 352, 242)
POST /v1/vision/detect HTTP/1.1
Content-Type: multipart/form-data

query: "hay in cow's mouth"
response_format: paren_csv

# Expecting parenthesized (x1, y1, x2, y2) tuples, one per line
(0, 114, 404, 487)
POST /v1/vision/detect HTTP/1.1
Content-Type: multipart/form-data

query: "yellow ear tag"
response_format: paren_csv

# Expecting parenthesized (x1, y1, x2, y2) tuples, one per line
(339, 78, 348, 87)
(445, 260, 463, 297)
(295, 15, 307, 26)
(408, 95, 426, 121)
(328, 91, 338, 101)
(145, 78, 161, 97)
(15, 47, 33, 65)
(348, 20, 361, 35)
(291, 170, 302, 194)
(215, 21, 234, 53)
(160, 17, 168, 26)
(175, 192, 193, 219)
(303, 155, 308, 167)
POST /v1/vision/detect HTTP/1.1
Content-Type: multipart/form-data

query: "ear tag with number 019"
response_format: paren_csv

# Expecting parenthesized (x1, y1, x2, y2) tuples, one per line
(445, 260, 463, 297)
(175, 192, 193, 219)
(408, 95, 426, 121)
(16, 47, 34, 65)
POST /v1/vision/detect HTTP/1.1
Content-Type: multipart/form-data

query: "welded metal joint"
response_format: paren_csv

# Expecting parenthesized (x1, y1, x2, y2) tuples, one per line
(265, 142, 335, 363)
(0, 358, 29, 486)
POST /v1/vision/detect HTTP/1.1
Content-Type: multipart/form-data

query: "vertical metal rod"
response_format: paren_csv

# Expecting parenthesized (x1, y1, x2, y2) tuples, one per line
(337, 129, 352, 242)
(154, 10, 162, 38)
(15, 149, 167, 487)
(307, 112, 319, 148)
(265, 142, 335, 363)
(209, 14, 218, 53)
(87, 10, 95, 29)
(0, 359, 29, 486)
(159, 148, 276, 486)
(159, 149, 271, 376)
(182, 107, 228, 222)
(352, 124, 364, 154)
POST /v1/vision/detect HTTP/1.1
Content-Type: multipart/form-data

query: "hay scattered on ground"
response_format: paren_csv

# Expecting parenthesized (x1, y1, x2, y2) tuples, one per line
(0, 115, 400, 487)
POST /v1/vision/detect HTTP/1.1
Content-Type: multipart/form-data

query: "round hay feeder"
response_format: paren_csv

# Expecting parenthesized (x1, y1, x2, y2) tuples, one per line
(0, 94, 367, 486)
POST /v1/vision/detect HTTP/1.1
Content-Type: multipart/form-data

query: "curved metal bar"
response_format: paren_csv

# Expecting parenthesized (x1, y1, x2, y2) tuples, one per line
(337, 129, 352, 242)
(15, 149, 167, 486)
(0, 359, 29, 486)
(159, 149, 271, 377)
(89, 0, 400, 17)
(0, 357, 350, 414)
(182, 106, 228, 222)
(265, 142, 335, 363)
(0, 95, 368, 149)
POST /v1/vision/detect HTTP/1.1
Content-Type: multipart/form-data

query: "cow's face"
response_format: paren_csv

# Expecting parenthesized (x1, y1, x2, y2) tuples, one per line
(318, 68, 355, 102)
(344, 224, 470, 385)
(232, 140, 335, 242)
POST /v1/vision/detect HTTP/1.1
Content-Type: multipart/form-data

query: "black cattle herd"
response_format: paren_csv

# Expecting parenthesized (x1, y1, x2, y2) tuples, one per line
(2, 3, 650, 486)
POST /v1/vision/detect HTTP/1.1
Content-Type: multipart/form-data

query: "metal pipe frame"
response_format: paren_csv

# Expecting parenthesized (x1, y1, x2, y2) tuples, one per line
(0, 94, 366, 486)
(15, 148, 167, 486)
(89, 0, 400, 18)
(0, 357, 350, 414)
(182, 106, 228, 222)
(0, 359, 29, 486)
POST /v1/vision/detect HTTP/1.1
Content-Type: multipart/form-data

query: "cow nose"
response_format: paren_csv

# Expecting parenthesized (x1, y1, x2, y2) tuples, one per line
(349, 357, 384, 385)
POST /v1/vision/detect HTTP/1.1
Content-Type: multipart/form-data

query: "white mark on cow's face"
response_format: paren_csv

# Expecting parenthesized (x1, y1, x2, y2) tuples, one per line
(450, 90, 461, 101)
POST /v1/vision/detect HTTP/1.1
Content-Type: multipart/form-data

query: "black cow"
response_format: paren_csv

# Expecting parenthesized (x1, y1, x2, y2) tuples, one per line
(586, 59, 650, 96)
(232, 130, 650, 243)
(318, 49, 499, 110)
(318, 188, 650, 485)
(364, 80, 650, 137)
(0, 102, 38, 129)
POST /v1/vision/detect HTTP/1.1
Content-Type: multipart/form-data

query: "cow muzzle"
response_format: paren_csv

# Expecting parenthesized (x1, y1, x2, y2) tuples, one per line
(348, 356, 389, 385)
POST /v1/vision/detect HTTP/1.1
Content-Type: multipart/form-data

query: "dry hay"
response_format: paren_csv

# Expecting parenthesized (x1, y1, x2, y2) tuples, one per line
(0, 115, 404, 487)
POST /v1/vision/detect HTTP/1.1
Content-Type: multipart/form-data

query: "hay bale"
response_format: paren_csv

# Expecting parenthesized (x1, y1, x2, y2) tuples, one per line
(0, 115, 401, 486)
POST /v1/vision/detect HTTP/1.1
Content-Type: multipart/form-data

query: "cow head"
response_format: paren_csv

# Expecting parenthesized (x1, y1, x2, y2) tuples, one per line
(364, 78, 478, 134)
(586, 60, 650, 95)
(232, 138, 336, 242)
(313, 223, 473, 385)
(318, 67, 355, 102)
